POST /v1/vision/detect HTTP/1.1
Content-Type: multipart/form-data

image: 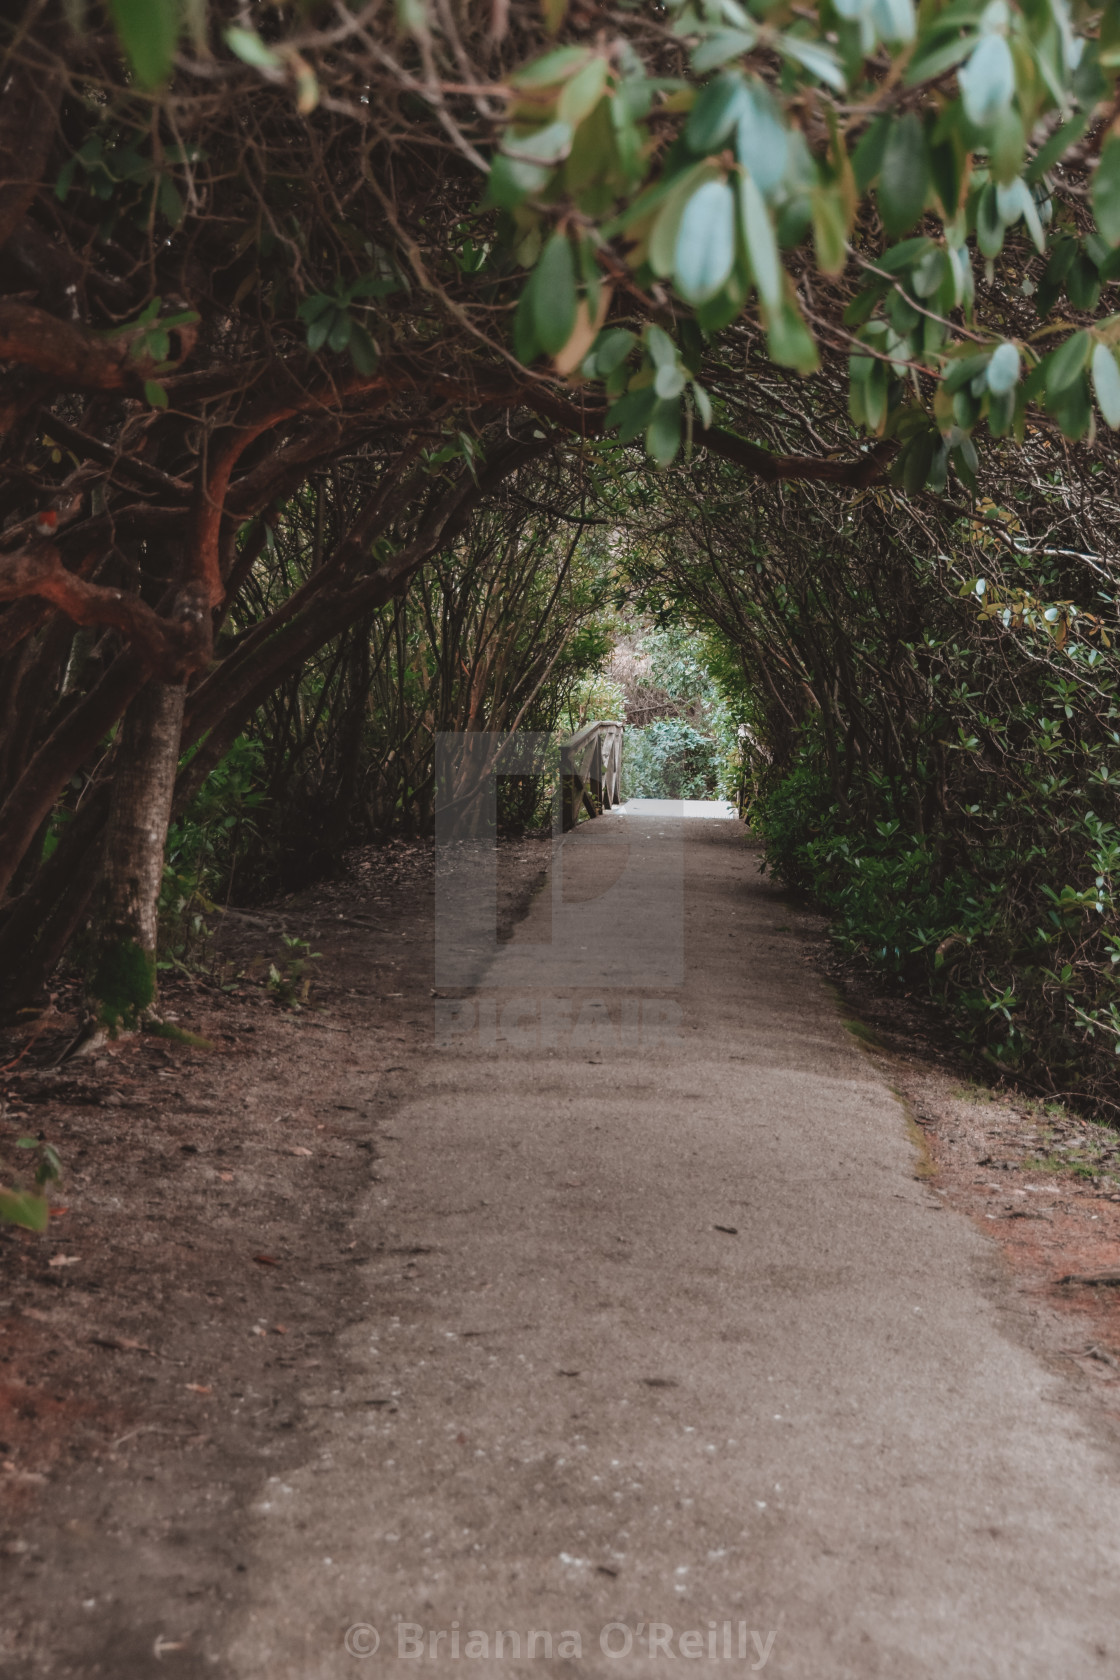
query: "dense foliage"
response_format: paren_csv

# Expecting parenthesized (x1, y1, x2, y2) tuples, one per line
(178, 460, 616, 898)
(623, 716, 722, 799)
(624, 448, 1120, 1107)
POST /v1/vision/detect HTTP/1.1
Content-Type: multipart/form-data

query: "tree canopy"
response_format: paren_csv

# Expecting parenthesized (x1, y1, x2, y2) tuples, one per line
(5, 0, 1120, 1101)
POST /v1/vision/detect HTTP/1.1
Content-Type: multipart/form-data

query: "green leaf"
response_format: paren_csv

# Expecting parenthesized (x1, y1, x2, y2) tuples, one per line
(1047, 329, 1091, 396)
(649, 164, 711, 277)
(0, 1189, 48, 1232)
(871, 0, 916, 45)
(734, 82, 788, 198)
(844, 285, 884, 329)
(503, 122, 573, 166)
(156, 174, 183, 226)
(395, 0, 429, 38)
(1036, 236, 1077, 316)
(143, 379, 169, 409)
(55, 158, 77, 202)
(1066, 253, 1101, 313)
(564, 98, 614, 200)
(878, 237, 932, 274)
(775, 35, 847, 93)
(1091, 341, 1120, 429)
(679, 319, 705, 375)
(593, 328, 636, 375)
(485, 153, 550, 211)
(902, 430, 936, 494)
(928, 132, 966, 218)
(557, 57, 609, 129)
(738, 172, 781, 311)
(985, 340, 1019, 395)
(349, 276, 400, 301)
(1049, 372, 1091, 439)
(988, 103, 1025, 187)
(646, 398, 682, 466)
(225, 26, 281, 72)
(607, 385, 657, 444)
(306, 312, 333, 352)
(655, 361, 687, 399)
(646, 324, 677, 369)
(975, 182, 1004, 259)
(531, 233, 578, 356)
(905, 30, 974, 87)
(767, 296, 819, 375)
(690, 380, 713, 428)
(686, 73, 748, 154)
(513, 280, 540, 364)
(349, 323, 379, 376)
(110, 0, 180, 87)
(1093, 136, 1120, 247)
(692, 29, 758, 74)
(878, 113, 930, 237)
(911, 245, 947, 298)
(852, 115, 890, 195)
(852, 351, 889, 431)
(1026, 113, 1090, 185)
(958, 33, 1015, 127)
(811, 185, 847, 276)
(674, 178, 737, 304)
(939, 352, 987, 398)
(995, 178, 1044, 253)
(509, 47, 592, 89)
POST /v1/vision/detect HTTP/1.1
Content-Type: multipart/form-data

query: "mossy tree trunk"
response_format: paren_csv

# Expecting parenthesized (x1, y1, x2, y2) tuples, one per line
(88, 681, 185, 1030)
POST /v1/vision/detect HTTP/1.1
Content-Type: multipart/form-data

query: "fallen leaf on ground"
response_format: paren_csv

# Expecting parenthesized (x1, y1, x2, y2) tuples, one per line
(185, 1383, 212, 1395)
(252, 1253, 280, 1266)
(90, 1335, 152, 1355)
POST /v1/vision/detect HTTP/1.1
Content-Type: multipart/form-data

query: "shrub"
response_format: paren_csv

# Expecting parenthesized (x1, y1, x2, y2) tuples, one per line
(622, 718, 720, 800)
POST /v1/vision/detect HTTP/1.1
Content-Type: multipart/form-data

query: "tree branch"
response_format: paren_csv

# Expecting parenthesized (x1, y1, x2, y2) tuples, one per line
(0, 540, 208, 675)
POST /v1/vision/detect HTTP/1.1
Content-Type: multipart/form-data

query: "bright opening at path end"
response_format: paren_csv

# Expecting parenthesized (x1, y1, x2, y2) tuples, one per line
(613, 797, 739, 820)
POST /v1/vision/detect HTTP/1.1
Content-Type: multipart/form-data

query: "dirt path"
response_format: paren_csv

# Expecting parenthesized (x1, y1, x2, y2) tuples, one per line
(5, 813, 1120, 1678)
(223, 811, 1120, 1679)
(0, 837, 549, 1678)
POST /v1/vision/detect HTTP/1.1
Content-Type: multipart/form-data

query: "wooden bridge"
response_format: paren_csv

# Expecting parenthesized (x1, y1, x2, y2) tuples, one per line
(560, 720, 623, 832)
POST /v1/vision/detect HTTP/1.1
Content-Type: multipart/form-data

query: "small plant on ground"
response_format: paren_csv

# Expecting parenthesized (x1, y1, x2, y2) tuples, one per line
(0, 1134, 62, 1233)
(268, 934, 321, 1009)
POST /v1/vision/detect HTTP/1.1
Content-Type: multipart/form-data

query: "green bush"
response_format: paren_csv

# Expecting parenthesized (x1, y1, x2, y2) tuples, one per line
(622, 717, 720, 800)
(753, 746, 1120, 1087)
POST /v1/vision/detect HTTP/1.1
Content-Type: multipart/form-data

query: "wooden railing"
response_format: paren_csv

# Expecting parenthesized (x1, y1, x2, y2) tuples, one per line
(560, 721, 624, 832)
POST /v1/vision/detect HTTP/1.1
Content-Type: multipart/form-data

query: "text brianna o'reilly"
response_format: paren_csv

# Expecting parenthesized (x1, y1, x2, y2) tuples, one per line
(347, 1622, 776, 1665)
